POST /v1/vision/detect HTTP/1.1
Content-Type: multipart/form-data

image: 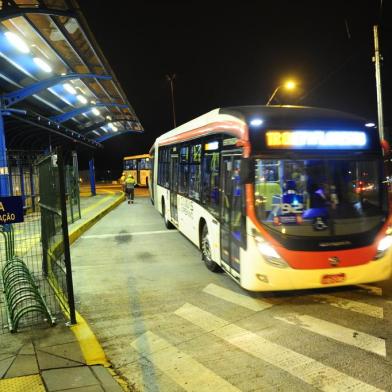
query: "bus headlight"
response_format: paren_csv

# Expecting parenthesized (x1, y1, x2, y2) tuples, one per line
(252, 229, 289, 268)
(374, 235, 392, 259)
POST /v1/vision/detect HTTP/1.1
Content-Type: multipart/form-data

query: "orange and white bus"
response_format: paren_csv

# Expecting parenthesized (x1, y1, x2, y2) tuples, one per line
(123, 154, 150, 186)
(149, 105, 392, 291)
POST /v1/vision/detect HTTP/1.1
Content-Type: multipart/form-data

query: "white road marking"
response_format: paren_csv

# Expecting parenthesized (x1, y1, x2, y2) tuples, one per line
(274, 313, 386, 357)
(175, 303, 383, 392)
(81, 230, 178, 239)
(203, 283, 274, 311)
(131, 331, 240, 392)
(309, 295, 383, 319)
(357, 285, 383, 296)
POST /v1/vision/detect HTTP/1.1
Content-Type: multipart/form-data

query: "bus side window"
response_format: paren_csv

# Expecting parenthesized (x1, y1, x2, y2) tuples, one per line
(164, 148, 170, 188)
(158, 149, 163, 186)
(158, 148, 170, 188)
(189, 143, 201, 201)
(202, 147, 220, 217)
(179, 145, 189, 195)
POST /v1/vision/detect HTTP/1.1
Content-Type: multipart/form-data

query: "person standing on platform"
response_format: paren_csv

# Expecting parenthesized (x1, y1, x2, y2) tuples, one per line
(120, 172, 126, 192)
(124, 175, 136, 204)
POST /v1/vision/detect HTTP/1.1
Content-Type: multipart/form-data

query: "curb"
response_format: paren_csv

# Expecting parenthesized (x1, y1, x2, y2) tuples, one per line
(69, 192, 125, 246)
(68, 192, 128, 389)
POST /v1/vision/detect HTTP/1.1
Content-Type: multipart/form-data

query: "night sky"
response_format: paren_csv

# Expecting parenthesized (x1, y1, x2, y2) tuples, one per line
(77, 1, 391, 177)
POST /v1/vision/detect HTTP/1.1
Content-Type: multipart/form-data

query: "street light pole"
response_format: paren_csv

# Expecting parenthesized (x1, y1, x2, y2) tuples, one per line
(373, 25, 384, 141)
(266, 81, 296, 106)
(266, 86, 281, 106)
(166, 73, 176, 128)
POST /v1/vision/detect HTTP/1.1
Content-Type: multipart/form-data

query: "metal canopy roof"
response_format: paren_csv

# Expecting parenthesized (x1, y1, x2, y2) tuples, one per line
(0, 0, 143, 149)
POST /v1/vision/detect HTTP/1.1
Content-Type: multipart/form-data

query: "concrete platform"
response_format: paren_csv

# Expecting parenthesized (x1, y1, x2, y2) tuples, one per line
(0, 186, 131, 391)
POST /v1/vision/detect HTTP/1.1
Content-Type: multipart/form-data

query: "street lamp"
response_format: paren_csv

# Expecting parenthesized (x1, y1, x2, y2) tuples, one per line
(166, 73, 176, 128)
(266, 80, 296, 106)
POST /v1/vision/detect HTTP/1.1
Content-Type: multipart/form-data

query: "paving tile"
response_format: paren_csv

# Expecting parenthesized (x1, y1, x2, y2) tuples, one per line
(5, 354, 39, 378)
(0, 353, 15, 361)
(0, 355, 15, 378)
(37, 350, 85, 370)
(91, 366, 123, 392)
(0, 374, 45, 391)
(34, 325, 77, 348)
(0, 339, 24, 356)
(19, 342, 35, 355)
(39, 342, 86, 364)
(42, 366, 99, 391)
(57, 386, 104, 392)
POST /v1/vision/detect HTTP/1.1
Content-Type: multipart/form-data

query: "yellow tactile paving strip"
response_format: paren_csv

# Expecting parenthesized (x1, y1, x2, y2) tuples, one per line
(0, 375, 45, 392)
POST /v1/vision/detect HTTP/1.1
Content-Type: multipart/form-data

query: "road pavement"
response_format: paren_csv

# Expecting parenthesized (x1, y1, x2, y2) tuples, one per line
(70, 196, 392, 391)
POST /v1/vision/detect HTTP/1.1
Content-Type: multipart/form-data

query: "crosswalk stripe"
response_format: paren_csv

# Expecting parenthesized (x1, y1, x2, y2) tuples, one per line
(274, 313, 386, 357)
(131, 331, 240, 392)
(203, 283, 274, 311)
(357, 285, 383, 296)
(175, 303, 383, 392)
(309, 295, 383, 319)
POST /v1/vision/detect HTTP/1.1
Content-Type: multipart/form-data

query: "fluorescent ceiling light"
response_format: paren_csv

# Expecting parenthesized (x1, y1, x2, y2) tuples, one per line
(5, 31, 30, 53)
(365, 122, 376, 128)
(65, 19, 79, 34)
(33, 57, 52, 72)
(92, 108, 100, 116)
(63, 83, 77, 94)
(77, 94, 88, 104)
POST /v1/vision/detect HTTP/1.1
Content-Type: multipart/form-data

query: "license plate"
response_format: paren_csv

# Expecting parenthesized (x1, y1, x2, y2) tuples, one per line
(321, 273, 346, 284)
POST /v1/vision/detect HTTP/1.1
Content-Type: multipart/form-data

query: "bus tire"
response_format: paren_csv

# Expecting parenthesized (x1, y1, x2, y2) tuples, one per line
(162, 199, 175, 230)
(201, 224, 222, 273)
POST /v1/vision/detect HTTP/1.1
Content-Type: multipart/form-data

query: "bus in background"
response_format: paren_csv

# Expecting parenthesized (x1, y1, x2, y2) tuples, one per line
(149, 105, 392, 291)
(122, 154, 151, 186)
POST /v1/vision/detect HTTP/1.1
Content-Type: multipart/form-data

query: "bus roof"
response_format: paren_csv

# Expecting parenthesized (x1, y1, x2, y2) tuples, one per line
(123, 154, 150, 160)
(219, 105, 369, 128)
(151, 105, 374, 151)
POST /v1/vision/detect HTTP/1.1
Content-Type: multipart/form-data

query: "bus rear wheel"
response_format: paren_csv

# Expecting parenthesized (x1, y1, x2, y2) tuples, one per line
(201, 225, 222, 273)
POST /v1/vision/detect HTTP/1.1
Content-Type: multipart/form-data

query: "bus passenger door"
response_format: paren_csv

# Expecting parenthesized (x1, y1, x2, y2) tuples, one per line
(220, 152, 244, 274)
(170, 153, 179, 223)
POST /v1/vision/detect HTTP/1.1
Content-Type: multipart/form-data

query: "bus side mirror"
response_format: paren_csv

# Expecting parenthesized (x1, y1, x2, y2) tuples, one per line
(240, 158, 254, 184)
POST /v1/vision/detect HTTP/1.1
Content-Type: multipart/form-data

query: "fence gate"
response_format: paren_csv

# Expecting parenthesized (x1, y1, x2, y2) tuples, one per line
(38, 149, 76, 324)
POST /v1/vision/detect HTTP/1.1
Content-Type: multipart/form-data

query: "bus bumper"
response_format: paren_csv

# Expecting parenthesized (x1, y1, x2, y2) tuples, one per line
(240, 250, 392, 292)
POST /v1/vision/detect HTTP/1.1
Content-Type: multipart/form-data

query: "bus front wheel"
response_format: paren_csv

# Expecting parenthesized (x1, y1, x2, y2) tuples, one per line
(201, 225, 222, 273)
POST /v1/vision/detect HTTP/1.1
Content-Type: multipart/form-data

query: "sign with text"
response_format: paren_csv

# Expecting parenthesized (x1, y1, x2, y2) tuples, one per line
(265, 130, 367, 149)
(0, 196, 24, 224)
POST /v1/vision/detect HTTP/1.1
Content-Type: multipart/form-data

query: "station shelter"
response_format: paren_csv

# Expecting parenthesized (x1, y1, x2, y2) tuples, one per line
(0, 0, 143, 332)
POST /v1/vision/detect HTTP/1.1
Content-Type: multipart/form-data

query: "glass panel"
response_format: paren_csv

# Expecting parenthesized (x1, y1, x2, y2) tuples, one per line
(191, 144, 202, 163)
(179, 164, 189, 194)
(189, 165, 201, 200)
(202, 151, 220, 215)
(230, 159, 243, 243)
(254, 159, 387, 237)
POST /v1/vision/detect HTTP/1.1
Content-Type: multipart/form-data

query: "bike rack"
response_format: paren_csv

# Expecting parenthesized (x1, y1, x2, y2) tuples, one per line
(1, 225, 55, 332)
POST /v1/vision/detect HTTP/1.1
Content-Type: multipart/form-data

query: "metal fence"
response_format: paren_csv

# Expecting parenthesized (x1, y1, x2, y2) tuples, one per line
(38, 150, 76, 325)
(0, 149, 79, 333)
(0, 151, 60, 333)
(7, 150, 39, 213)
(65, 152, 81, 224)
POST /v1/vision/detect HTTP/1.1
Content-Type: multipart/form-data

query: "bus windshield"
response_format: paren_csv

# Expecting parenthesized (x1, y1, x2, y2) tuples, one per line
(254, 158, 387, 237)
